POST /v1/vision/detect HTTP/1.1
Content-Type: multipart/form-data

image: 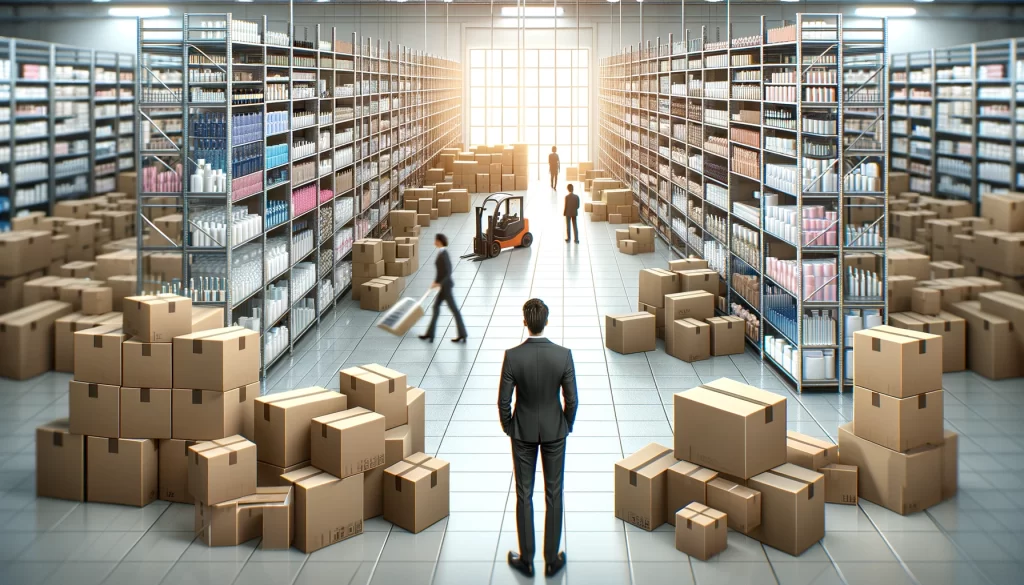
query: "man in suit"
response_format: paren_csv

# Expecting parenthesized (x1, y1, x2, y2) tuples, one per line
(548, 146, 560, 190)
(564, 183, 579, 244)
(419, 233, 468, 343)
(499, 298, 577, 578)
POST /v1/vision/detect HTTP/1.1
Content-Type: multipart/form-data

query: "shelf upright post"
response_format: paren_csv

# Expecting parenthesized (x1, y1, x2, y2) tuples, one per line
(970, 42, 978, 210)
(758, 14, 766, 363)
(88, 48, 96, 197)
(795, 14, 804, 392)
(835, 14, 844, 391)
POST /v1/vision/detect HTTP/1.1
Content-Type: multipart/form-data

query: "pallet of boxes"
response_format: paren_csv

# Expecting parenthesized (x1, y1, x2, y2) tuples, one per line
(616, 224, 655, 256)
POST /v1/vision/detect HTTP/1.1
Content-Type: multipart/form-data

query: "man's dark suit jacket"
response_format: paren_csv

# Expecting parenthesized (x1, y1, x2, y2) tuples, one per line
(498, 337, 578, 443)
(564, 193, 580, 217)
(435, 248, 454, 289)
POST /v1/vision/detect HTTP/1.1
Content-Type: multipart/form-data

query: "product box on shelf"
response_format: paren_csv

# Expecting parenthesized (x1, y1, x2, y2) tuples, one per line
(383, 453, 451, 534)
(86, 436, 158, 507)
(254, 387, 348, 468)
(36, 419, 86, 502)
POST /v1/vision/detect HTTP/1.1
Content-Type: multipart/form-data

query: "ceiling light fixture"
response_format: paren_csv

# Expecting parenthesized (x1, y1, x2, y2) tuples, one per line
(780, 0, 800, 3)
(914, 0, 935, 3)
(705, 0, 724, 3)
(237, 0, 253, 3)
(854, 7, 917, 17)
(91, 0, 111, 3)
(500, 7, 565, 17)
(108, 7, 171, 17)
(607, 0, 620, 3)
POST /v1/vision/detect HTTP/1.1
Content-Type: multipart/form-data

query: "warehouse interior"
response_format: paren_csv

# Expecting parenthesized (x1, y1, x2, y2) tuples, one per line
(0, 0, 1023, 584)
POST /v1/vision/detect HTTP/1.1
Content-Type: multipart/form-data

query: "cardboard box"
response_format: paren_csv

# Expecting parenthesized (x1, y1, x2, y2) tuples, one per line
(159, 438, 196, 504)
(86, 436, 158, 507)
(122, 339, 173, 389)
(786, 431, 838, 471)
(360, 278, 400, 311)
(674, 378, 787, 479)
(678, 269, 719, 298)
(605, 312, 656, 354)
(94, 250, 137, 282)
(613, 443, 676, 531)
(663, 291, 714, 325)
(383, 453, 451, 533)
(665, 460, 719, 526)
(747, 464, 825, 556)
(417, 213, 431, 227)
(171, 383, 257, 441)
(669, 258, 709, 272)
(707, 316, 745, 356)
(73, 324, 127, 385)
(888, 275, 917, 313)
(941, 430, 958, 501)
(819, 463, 858, 505)
(123, 294, 192, 343)
(281, 466, 364, 553)
(515, 176, 527, 190)
(979, 290, 1024, 349)
(837, 423, 941, 515)
(310, 407, 386, 480)
(384, 259, 414, 278)
(0, 230, 51, 277)
(853, 387, 944, 452)
(60, 260, 96, 279)
(254, 387, 348, 468)
(706, 477, 761, 534)
(80, 287, 112, 315)
(948, 301, 1021, 379)
(639, 268, 681, 307)
(0, 274, 31, 314)
(69, 380, 120, 437)
(36, 419, 86, 501)
(120, 387, 172, 439)
(352, 260, 385, 279)
(108, 275, 137, 311)
(353, 239, 384, 264)
(340, 364, 408, 430)
(195, 486, 293, 548)
(667, 318, 710, 362)
(188, 435, 258, 505)
(448, 189, 471, 213)
(674, 503, 728, 560)
(173, 326, 259, 391)
(911, 287, 941, 316)
(980, 192, 1024, 232)
(852, 326, 943, 398)
(437, 199, 452, 217)
(0, 300, 73, 380)
(889, 251, 931, 281)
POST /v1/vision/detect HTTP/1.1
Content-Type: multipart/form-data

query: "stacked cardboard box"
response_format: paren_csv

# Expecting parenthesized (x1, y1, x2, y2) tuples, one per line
(618, 224, 655, 255)
(0, 230, 51, 313)
(0, 300, 74, 379)
(351, 239, 385, 303)
(839, 325, 958, 515)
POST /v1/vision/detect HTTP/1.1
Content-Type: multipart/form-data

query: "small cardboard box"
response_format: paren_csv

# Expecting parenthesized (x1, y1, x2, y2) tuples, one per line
(674, 378, 787, 479)
(981, 192, 1024, 232)
(86, 436, 158, 507)
(417, 213, 431, 227)
(352, 239, 384, 264)
(171, 383, 257, 441)
(819, 463, 858, 505)
(669, 258, 709, 272)
(665, 460, 719, 526)
(786, 431, 838, 471)
(69, 381, 120, 438)
(384, 259, 414, 278)
(173, 326, 259, 392)
(707, 316, 745, 356)
(122, 339, 173, 389)
(608, 214, 625, 224)
(281, 467, 364, 553)
(36, 419, 86, 501)
(853, 387, 944, 453)
(407, 387, 426, 455)
(678, 269, 720, 298)
(254, 387, 349, 468)
(120, 387, 172, 440)
(667, 318, 710, 362)
(159, 438, 196, 504)
(0, 300, 73, 380)
(947, 301, 1020, 379)
(837, 423, 942, 515)
(81, 287, 112, 315)
(437, 199, 452, 217)
(123, 294, 192, 343)
(911, 287, 941, 316)
(195, 486, 293, 549)
(340, 364, 409, 430)
(188, 435, 258, 506)
(706, 477, 761, 534)
(73, 324, 127, 386)
(852, 326, 943, 398)
(256, 460, 309, 487)
(674, 503, 728, 560)
(383, 453, 451, 534)
(747, 464, 825, 556)
(360, 278, 400, 311)
(310, 407, 387, 480)
(617, 240, 639, 255)
(605, 312, 656, 354)
(614, 443, 677, 531)
(639, 268, 681, 307)
(0, 230, 51, 277)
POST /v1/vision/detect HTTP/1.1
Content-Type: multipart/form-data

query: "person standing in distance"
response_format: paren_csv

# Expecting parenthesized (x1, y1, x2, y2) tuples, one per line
(548, 146, 560, 190)
(499, 299, 577, 578)
(564, 183, 579, 244)
(419, 233, 468, 343)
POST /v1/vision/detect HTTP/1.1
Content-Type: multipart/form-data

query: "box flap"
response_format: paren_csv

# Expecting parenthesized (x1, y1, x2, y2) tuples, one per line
(257, 386, 336, 407)
(786, 431, 835, 452)
(316, 407, 382, 430)
(175, 326, 251, 342)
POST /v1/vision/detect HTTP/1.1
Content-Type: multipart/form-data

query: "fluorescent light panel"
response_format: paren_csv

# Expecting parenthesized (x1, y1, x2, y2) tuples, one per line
(854, 7, 917, 17)
(108, 7, 171, 17)
(500, 7, 565, 17)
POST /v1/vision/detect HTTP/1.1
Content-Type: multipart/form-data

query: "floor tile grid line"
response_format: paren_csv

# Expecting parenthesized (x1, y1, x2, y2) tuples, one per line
(922, 508, 999, 585)
(825, 502, 923, 585)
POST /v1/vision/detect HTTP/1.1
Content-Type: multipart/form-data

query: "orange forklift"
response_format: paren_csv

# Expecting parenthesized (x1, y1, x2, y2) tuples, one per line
(461, 192, 533, 261)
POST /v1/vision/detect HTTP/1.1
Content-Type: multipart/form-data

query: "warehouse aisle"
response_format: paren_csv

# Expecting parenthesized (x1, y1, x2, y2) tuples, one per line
(0, 178, 1020, 585)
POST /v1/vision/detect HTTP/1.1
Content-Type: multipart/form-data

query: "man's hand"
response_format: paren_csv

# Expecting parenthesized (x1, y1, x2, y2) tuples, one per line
(430, 282, 440, 290)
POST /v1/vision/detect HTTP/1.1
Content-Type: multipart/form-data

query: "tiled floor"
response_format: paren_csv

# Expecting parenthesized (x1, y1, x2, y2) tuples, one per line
(2, 177, 1023, 584)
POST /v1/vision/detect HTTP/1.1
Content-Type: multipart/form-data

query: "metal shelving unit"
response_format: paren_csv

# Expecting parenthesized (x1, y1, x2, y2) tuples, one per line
(598, 14, 888, 392)
(136, 13, 461, 376)
(0, 37, 135, 231)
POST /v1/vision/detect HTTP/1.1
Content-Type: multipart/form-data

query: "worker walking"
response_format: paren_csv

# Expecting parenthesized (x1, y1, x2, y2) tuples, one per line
(564, 184, 579, 244)
(419, 233, 468, 343)
(548, 146, 560, 190)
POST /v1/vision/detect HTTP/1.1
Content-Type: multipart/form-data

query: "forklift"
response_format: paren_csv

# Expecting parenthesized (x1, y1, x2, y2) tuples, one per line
(461, 192, 533, 261)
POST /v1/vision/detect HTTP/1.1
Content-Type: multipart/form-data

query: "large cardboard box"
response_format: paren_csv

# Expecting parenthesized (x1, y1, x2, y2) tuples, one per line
(947, 301, 1020, 379)
(353, 239, 384, 264)
(667, 318, 710, 362)
(310, 407, 386, 480)
(837, 423, 942, 515)
(605, 312, 656, 354)
(86, 436, 158, 507)
(58, 313, 122, 376)
(407, 387, 426, 454)
(674, 378, 787, 479)
(613, 443, 677, 531)
(171, 383, 257, 441)
(747, 464, 825, 556)
(352, 261, 385, 279)
(254, 387, 348, 468)
(664, 291, 714, 323)
(122, 339, 173, 389)
(120, 387, 172, 440)
(159, 438, 195, 504)
(36, 419, 86, 501)
(889, 251, 931, 281)
(706, 477, 761, 534)
(674, 503, 727, 561)
(281, 466, 364, 553)
(123, 294, 191, 343)
(707, 316, 745, 356)
(979, 290, 1024, 348)
(195, 486, 293, 549)
(0, 300, 73, 379)
(786, 431, 838, 471)
(340, 364, 409, 430)
(69, 381, 120, 438)
(853, 387, 944, 452)
(820, 463, 858, 505)
(665, 460, 719, 526)
(852, 326, 943, 398)
(173, 327, 259, 391)
(188, 435, 258, 506)
(639, 268, 681, 307)
(980, 192, 1024, 232)
(0, 230, 51, 277)
(678, 269, 720, 297)
(383, 453, 451, 533)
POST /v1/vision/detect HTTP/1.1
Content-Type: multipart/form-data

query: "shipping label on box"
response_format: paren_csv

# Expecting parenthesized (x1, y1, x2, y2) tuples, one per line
(706, 477, 761, 534)
(86, 436, 158, 507)
(188, 435, 258, 506)
(171, 383, 256, 441)
(747, 463, 825, 556)
(254, 387, 348, 468)
(311, 407, 386, 480)
(123, 294, 192, 342)
(122, 339, 173, 389)
(614, 443, 677, 531)
(786, 431, 838, 471)
(665, 460, 719, 526)
(852, 326, 943, 397)
(159, 438, 196, 504)
(853, 387, 944, 452)
(36, 418, 86, 502)
(173, 326, 259, 392)
(837, 423, 941, 515)
(120, 387, 172, 440)
(819, 463, 858, 505)
(674, 503, 727, 561)
(383, 453, 451, 534)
